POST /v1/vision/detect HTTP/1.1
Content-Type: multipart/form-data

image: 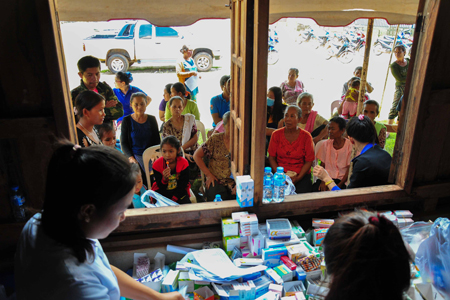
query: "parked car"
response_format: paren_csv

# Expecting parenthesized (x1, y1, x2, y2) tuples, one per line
(82, 21, 221, 73)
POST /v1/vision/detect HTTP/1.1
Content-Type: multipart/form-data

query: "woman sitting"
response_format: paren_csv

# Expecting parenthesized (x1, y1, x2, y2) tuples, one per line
(162, 96, 199, 178)
(120, 92, 160, 176)
(165, 82, 200, 121)
(269, 105, 315, 193)
(314, 115, 392, 190)
(313, 117, 352, 191)
(75, 90, 105, 147)
(280, 68, 305, 105)
(113, 71, 151, 124)
(151, 136, 191, 204)
(158, 83, 172, 122)
(323, 212, 411, 300)
(194, 112, 236, 201)
(266, 86, 287, 134)
(295, 92, 328, 144)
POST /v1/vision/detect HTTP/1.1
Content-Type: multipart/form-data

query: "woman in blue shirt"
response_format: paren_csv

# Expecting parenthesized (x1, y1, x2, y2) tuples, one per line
(15, 142, 183, 300)
(113, 71, 152, 124)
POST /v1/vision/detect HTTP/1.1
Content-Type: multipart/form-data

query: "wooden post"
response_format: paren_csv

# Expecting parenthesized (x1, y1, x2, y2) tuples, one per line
(251, 0, 269, 206)
(357, 19, 374, 115)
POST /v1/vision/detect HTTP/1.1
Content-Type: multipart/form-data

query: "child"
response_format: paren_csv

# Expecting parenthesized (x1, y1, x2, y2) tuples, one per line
(341, 79, 360, 119)
(363, 100, 387, 149)
(98, 123, 122, 152)
(130, 163, 149, 208)
(151, 136, 191, 204)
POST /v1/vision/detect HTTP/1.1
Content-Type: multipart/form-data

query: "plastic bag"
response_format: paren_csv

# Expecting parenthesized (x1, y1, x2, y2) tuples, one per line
(141, 190, 179, 207)
(285, 176, 297, 196)
(415, 218, 450, 299)
(400, 221, 433, 254)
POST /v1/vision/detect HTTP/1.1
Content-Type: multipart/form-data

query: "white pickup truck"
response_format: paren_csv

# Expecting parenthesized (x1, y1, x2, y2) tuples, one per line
(82, 21, 221, 73)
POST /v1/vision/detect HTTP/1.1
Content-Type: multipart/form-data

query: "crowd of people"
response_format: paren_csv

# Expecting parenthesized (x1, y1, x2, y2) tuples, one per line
(68, 44, 406, 204)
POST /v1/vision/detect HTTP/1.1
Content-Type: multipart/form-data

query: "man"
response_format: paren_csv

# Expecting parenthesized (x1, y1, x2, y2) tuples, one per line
(71, 56, 123, 125)
(210, 75, 231, 128)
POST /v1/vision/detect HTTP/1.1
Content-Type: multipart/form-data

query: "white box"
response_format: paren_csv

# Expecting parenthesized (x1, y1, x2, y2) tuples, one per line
(251, 231, 265, 257)
(161, 270, 179, 293)
(178, 271, 194, 293)
(222, 217, 239, 237)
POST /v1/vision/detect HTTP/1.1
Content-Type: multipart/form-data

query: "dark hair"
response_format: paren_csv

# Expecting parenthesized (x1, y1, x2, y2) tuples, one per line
(180, 45, 190, 53)
(394, 44, 406, 53)
(268, 86, 285, 125)
(160, 136, 181, 156)
(75, 91, 105, 117)
(346, 115, 379, 144)
(116, 71, 133, 85)
(324, 212, 411, 300)
(289, 68, 299, 76)
(364, 99, 380, 115)
(130, 92, 147, 106)
(168, 96, 184, 108)
(77, 56, 101, 73)
(351, 80, 360, 88)
(354, 66, 362, 73)
(41, 141, 138, 263)
(165, 83, 172, 95)
(172, 82, 189, 99)
(130, 162, 141, 175)
(97, 123, 115, 140)
(329, 116, 346, 130)
(220, 75, 231, 88)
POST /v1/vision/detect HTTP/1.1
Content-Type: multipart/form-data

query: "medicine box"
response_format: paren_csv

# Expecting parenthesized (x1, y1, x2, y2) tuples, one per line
(223, 236, 240, 256)
(240, 214, 259, 236)
(178, 271, 194, 293)
(290, 220, 306, 238)
(265, 232, 300, 248)
(394, 210, 413, 218)
(222, 217, 239, 237)
(274, 264, 294, 282)
(266, 219, 292, 240)
(232, 211, 249, 222)
(251, 231, 265, 257)
(286, 241, 319, 263)
(313, 228, 328, 247)
(283, 281, 306, 297)
(240, 234, 249, 249)
(236, 175, 254, 208)
(312, 218, 334, 228)
(265, 268, 284, 285)
(253, 275, 272, 298)
(161, 269, 179, 293)
(262, 246, 288, 268)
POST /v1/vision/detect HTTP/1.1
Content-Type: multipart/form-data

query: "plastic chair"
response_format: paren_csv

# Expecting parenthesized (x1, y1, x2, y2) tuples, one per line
(330, 100, 341, 117)
(195, 120, 207, 143)
(141, 146, 197, 203)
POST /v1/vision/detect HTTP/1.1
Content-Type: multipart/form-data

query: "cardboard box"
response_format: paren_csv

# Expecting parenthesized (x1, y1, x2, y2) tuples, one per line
(274, 264, 294, 282)
(236, 175, 254, 208)
(223, 236, 240, 256)
(222, 217, 239, 237)
(313, 228, 328, 247)
(262, 246, 288, 268)
(265, 268, 283, 285)
(290, 221, 306, 238)
(240, 214, 259, 236)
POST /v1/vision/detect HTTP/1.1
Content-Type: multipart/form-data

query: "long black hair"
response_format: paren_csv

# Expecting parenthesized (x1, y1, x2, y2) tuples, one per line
(41, 141, 138, 263)
(116, 71, 133, 85)
(75, 91, 105, 117)
(346, 115, 379, 145)
(172, 82, 190, 99)
(268, 86, 285, 125)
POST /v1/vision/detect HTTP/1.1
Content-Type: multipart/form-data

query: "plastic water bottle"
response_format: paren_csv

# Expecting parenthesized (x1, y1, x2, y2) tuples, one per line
(273, 167, 286, 203)
(10, 186, 26, 222)
(214, 194, 223, 202)
(263, 167, 274, 204)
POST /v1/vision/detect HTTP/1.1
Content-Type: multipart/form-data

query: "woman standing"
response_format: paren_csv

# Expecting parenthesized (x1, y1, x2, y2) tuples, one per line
(120, 92, 160, 174)
(388, 45, 409, 125)
(75, 91, 105, 147)
(113, 72, 151, 124)
(176, 45, 199, 102)
(165, 82, 200, 121)
(269, 105, 315, 193)
(280, 68, 305, 105)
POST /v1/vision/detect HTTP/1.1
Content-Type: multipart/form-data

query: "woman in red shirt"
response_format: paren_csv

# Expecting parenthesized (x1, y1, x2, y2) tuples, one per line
(268, 105, 315, 193)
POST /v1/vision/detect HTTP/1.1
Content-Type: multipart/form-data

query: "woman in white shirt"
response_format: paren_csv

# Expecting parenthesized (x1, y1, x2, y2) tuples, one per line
(15, 142, 183, 300)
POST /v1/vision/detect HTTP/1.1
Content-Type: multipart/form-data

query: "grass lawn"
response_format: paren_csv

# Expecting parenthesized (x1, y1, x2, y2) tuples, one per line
(385, 132, 396, 157)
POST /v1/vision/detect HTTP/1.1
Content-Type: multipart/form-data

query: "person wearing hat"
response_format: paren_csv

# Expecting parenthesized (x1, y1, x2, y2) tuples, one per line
(176, 45, 199, 102)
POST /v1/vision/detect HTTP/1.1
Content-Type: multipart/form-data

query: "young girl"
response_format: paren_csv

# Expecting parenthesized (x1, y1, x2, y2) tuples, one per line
(15, 142, 183, 300)
(97, 123, 122, 153)
(313, 117, 352, 191)
(363, 100, 387, 149)
(151, 136, 191, 204)
(323, 211, 411, 300)
(130, 163, 149, 209)
(341, 79, 360, 119)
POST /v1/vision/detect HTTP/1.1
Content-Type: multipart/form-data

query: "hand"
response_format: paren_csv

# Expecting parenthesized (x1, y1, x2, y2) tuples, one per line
(185, 153, 194, 162)
(190, 71, 197, 76)
(231, 185, 236, 195)
(129, 156, 138, 164)
(318, 181, 327, 191)
(313, 165, 331, 182)
(206, 173, 218, 189)
(163, 166, 171, 180)
(105, 100, 118, 108)
(159, 292, 186, 300)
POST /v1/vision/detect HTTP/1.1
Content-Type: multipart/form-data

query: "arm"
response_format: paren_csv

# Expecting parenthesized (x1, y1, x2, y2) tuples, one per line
(111, 265, 183, 300)
(313, 165, 339, 191)
(378, 127, 386, 149)
(193, 147, 218, 188)
(153, 167, 169, 189)
(191, 103, 201, 121)
(366, 82, 374, 93)
(104, 83, 124, 120)
(268, 156, 278, 174)
(120, 117, 134, 159)
(277, 118, 285, 129)
(337, 99, 345, 115)
(211, 113, 222, 126)
(291, 161, 312, 184)
(210, 97, 222, 125)
(159, 110, 165, 122)
(176, 61, 194, 79)
(149, 116, 161, 146)
(171, 164, 190, 201)
(266, 127, 275, 136)
(182, 131, 198, 151)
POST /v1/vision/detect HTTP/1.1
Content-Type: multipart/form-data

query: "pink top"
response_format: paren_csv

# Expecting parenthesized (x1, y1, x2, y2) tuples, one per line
(315, 139, 352, 180)
(280, 80, 305, 105)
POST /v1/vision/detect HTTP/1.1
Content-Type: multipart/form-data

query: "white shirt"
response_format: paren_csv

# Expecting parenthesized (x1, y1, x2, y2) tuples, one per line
(15, 213, 120, 300)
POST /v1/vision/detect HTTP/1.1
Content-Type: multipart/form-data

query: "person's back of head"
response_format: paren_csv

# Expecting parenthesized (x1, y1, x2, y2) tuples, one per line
(77, 56, 101, 73)
(323, 212, 411, 300)
(346, 115, 379, 145)
(41, 141, 138, 263)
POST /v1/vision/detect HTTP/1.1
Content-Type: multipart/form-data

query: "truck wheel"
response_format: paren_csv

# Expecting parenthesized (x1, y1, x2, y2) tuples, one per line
(194, 52, 213, 72)
(107, 54, 129, 74)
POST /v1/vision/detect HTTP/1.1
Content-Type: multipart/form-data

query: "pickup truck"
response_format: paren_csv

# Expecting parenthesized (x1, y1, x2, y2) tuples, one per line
(82, 21, 221, 73)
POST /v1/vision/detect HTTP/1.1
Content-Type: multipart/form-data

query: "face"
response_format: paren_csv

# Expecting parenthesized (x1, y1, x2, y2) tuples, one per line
(101, 130, 116, 148)
(299, 97, 314, 115)
(131, 96, 147, 114)
(164, 89, 171, 102)
(284, 107, 300, 129)
(114, 77, 126, 89)
(394, 47, 405, 60)
(84, 188, 134, 239)
(267, 90, 275, 100)
(134, 173, 143, 194)
(162, 143, 178, 164)
(225, 79, 231, 96)
(84, 100, 106, 125)
(288, 70, 298, 82)
(353, 69, 362, 78)
(328, 121, 344, 140)
(78, 67, 101, 90)
(170, 99, 184, 116)
(364, 103, 378, 121)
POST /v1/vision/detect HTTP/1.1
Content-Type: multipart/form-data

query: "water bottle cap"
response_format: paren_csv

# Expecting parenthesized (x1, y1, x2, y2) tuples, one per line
(264, 167, 271, 172)
(11, 186, 19, 191)
(277, 167, 284, 172)
(215, 194, 221, 199)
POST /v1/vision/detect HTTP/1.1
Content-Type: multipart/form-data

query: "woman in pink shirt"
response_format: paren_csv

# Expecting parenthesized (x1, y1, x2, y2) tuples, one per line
(280, 68, 305, 105)
(313, 116, 352, 191)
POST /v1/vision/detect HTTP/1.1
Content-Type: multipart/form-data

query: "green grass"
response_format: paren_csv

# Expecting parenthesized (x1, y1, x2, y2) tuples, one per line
(385, 133, 396, 157)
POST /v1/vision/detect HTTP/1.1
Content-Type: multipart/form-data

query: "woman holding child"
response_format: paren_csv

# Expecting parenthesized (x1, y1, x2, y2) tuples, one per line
(269, 105, 315, 193)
